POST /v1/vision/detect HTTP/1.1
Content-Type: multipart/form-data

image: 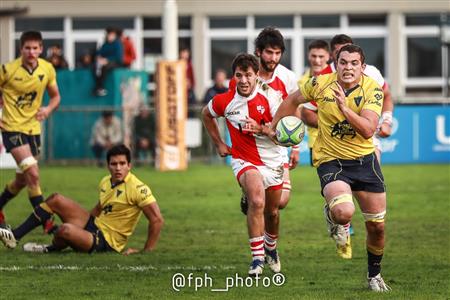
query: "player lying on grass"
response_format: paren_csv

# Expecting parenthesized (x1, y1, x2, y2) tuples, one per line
(0, 144, 164, 255)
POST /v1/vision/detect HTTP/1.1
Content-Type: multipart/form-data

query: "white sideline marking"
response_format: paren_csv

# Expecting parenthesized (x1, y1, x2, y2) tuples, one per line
(0, 264, 236, 272)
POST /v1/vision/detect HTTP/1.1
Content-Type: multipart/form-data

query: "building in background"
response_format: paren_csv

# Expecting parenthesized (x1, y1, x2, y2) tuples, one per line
(0, 0, 448, 103)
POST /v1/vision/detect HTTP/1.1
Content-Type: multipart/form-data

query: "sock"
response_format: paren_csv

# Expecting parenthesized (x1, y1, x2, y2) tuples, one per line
(12, 203, 53, 240)
(249, 236, 265, 261)
(28, 186, 44, 208)
(264, 231, 278, 251)
(0, 182, 21, 210)
(367, 247, 384, 278)
(343, 223, 350, 236)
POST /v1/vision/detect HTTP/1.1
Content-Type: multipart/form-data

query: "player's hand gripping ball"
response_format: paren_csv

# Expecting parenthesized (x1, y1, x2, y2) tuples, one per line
(275, 116, 305, 147)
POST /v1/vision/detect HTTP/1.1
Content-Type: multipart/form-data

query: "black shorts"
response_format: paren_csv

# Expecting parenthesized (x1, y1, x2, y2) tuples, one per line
(1, 131, 41, 156)
(316, 152, 385, 195)
(84, 216, 114, 253)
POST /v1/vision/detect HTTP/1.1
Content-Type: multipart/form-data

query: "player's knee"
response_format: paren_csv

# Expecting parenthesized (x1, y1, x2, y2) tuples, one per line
(248, 196, 264, 211)
(24, 167, 40, 186)
(329, 194, 354, 224)
(46, 193, 63, 207)
(366, 221, 385, 238)
(55, 223, 72, 239)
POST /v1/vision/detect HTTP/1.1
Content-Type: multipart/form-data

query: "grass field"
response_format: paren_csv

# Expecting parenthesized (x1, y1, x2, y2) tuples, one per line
(0, 163, 449, 299)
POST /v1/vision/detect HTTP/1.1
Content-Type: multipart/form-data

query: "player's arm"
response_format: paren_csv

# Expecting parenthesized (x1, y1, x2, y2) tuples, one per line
(270, 89, 308, 134)
(36, 84, 61, 121)
(201, 106, 231, 157)
(300, 105, 318, 128)
(123, 202, 164, 255)
(377, 84, 394, 138)
(90, 201, 102, 217)
(332, 85, 379, 139)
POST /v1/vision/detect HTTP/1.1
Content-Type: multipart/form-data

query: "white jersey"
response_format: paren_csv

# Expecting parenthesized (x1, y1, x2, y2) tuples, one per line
(208, 81, 285, 168)
(260, 64, 298, 99)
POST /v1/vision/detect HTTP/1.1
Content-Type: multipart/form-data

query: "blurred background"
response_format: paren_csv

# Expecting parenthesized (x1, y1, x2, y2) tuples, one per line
(0, 0, 449, 166)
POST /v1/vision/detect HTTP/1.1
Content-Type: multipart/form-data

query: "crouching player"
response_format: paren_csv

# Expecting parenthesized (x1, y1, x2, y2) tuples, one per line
(202, 53, 285, 276)
(0, 145, 164, 255)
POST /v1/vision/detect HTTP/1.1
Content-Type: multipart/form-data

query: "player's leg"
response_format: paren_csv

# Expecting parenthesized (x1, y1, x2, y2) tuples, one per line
(239, 168, 266, 276)
(317, 159, 355, 259)
(0, 193, 90, 248)
(264, 186, 282, 273)
(278, 165, 291, 209)
(353, 190, 390, 292)
(0, 172, 27, 225)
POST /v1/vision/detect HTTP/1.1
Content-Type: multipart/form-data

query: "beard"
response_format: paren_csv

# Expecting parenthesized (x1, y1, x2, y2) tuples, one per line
(260, 58, 278, 73)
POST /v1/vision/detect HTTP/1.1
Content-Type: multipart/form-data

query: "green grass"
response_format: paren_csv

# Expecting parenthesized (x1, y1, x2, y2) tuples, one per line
(0, 164, 449, 299)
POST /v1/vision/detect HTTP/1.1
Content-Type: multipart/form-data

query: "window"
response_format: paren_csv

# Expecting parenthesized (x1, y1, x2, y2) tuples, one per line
(352, 38, 385, 75)
(209, 16, 247, 28)
(348, 14, 386, 26)
(302, 15, 339, 28)
(211, 39, 247, 78)
(407, 37, 441, 77)
(72, 17, 134, 30)
(15, 17, 64, 31)
(143, 16, 191, 30)
(255, 15, 293, 28)
(405, 14, 442, 26)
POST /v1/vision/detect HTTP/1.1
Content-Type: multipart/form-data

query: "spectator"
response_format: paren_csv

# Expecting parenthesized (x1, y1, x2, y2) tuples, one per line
(46, 44, 68, 70)
(203, 68, 228, 104)
(133, 105, 155, 165)
(90, 110, 123, 166)
(93, 27, 123, 97)
(77, 52, 94, 69)
(179, 48, 196, 106)
(117, 28, 136, 68)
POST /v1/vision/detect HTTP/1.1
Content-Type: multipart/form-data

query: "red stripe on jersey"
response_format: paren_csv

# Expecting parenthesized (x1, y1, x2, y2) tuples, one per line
(319, 64, 333, 75)
(268, 76, 288, 99)
(211, 89, 236, 116)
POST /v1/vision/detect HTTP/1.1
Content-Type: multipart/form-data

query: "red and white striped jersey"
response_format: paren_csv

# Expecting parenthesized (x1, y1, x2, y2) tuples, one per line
(208, 82, 285, 168)
(303, 62, 386, 111)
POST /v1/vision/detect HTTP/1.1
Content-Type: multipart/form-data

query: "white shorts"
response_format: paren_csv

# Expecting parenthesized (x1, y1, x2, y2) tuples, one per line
(231, 158, 284, 190)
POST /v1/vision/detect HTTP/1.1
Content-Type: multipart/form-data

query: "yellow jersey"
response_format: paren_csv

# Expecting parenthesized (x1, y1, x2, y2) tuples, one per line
(298, 69, 318, 148)
(299, 72, 383, 167)
(95, 172, 156, 252)
(0, 57, 57, 135)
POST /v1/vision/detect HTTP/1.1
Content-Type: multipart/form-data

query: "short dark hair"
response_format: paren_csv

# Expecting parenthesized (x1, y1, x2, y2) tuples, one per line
(231, 53, 259, 75)
(336, 44, 366, 65)
(102, 110, 113, 118)
(330, 34, 353, 52)
(20, 31, 43, 47)
(254, 27, 285, 54)
(308, 39, 330, 52)
(107, 144, 131, 164)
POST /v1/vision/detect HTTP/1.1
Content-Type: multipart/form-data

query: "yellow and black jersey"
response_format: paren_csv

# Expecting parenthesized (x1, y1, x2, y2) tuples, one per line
(0, 57, 57, 134)
(95, 172, 156, 252)
(299, 72, 383, 167)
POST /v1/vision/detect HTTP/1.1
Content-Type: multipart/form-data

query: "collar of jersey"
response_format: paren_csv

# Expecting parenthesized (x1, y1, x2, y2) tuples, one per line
(109, 172, 132, 188)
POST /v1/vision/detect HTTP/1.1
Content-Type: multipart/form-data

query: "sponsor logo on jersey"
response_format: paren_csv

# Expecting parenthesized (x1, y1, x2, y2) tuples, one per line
(116, 190, 123, 197)
(354, 96, 362, 106)
(14, 77, 23, 81)
(102, 204, 113, 215)
(331, 120, 356, 139)
(226, 111, 240, 117)
(38, 74, 44, 82)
